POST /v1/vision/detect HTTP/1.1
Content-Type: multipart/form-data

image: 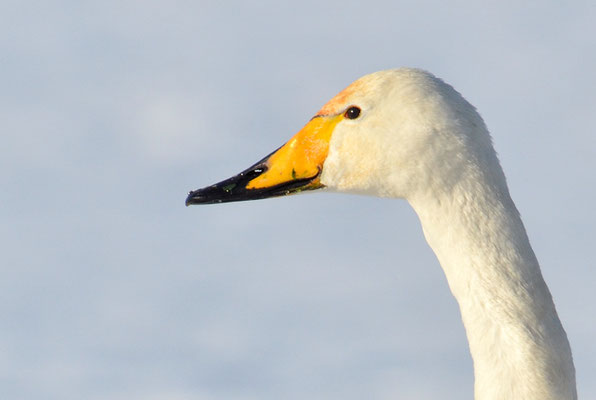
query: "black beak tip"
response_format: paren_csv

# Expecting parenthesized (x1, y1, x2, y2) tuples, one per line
(185, 190, 200, 206)
(186, 187, 226, 205)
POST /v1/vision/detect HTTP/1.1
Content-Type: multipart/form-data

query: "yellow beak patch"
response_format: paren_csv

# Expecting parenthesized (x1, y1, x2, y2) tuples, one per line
(246, 114, 343, 190)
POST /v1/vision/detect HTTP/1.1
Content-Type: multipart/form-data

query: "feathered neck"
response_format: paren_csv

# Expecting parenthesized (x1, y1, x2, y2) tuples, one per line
(409, 163, 576, 399)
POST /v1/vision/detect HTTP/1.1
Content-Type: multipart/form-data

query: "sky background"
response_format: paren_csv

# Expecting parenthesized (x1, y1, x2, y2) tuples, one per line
(2, 1, 595, 399)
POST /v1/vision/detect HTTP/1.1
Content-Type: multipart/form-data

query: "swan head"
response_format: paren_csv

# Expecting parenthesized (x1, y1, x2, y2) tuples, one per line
(186, 68, 497, 205)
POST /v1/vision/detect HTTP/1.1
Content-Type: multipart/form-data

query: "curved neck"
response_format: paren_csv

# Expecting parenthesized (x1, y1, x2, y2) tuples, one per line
(409, 174, 576, 400)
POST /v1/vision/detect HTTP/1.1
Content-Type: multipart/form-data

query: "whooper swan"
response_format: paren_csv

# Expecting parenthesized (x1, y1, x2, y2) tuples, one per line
(186, 69, 576, 400)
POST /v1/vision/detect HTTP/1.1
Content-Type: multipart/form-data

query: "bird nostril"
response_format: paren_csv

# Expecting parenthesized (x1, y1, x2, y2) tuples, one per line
(244, 165, 267, 180)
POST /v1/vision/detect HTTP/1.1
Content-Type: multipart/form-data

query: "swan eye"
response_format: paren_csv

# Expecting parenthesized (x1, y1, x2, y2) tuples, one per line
(344, 106, 361, 120)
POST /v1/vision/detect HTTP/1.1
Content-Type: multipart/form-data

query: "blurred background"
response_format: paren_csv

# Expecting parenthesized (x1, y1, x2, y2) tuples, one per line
(2, 1, 595, 399)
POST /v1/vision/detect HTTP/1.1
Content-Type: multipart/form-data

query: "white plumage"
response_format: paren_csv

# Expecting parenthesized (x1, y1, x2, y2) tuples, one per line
(321, 69, 576, 399)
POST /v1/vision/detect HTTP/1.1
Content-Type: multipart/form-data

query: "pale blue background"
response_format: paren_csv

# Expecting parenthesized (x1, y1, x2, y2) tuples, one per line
(2, 1, 595, 399)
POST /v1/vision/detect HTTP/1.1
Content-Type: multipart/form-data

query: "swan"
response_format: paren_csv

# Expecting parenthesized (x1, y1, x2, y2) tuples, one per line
(185, 68, 576, 399)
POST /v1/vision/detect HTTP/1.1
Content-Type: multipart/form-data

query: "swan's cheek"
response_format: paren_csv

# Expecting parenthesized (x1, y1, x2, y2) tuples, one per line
(321, 133, 383, 194)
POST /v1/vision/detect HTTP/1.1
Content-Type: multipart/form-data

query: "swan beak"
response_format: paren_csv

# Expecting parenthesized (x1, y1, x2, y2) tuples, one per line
(186, 114, 343, 205)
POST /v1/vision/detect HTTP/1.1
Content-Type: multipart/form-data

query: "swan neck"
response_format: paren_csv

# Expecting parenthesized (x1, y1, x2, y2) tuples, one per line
(410, 178, 576, 399)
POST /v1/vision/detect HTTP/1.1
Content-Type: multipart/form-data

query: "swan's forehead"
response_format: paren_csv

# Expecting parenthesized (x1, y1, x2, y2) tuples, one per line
(316, 79, 367, 116)
(314, 71, 395, 117)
